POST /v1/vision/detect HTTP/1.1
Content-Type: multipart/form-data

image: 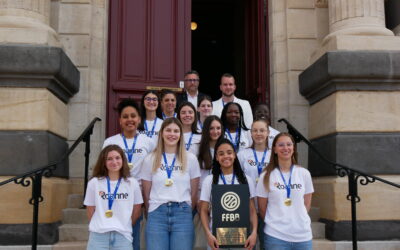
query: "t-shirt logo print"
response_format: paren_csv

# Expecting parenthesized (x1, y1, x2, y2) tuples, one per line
(221, 192, 240, 212)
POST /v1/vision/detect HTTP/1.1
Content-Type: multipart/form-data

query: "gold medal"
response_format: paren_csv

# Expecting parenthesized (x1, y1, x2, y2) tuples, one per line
(284, 198, 292, 206)
(256, 177, 259, 183)
(128, 163, 133, 169)
(165, 178, 174, 186)
(105, 210, 113, 218)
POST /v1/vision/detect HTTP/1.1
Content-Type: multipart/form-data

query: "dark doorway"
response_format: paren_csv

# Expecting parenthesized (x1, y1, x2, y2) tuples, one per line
(192, 0, 246, 101)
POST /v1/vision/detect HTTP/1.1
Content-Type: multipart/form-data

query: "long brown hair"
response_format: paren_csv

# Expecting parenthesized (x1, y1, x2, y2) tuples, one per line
(262, 132, 298, 191)
(92, 145, 131, 180)
(151, 117, 187, 173)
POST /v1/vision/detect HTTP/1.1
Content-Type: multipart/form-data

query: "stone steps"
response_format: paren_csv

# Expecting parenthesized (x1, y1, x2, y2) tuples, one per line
(312, 239, 400, 250)
(58, 224, 88, 242)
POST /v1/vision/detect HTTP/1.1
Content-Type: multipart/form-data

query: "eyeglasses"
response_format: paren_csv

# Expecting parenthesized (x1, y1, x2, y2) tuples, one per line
(184, 79, 199, 82)
(276, 142, 294, 147)
(144, 97, 158, 102)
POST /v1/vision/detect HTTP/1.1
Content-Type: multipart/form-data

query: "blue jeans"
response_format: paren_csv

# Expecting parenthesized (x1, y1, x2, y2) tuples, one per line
(132, 215, 142, 250)
(145, 202, 194, 250)
(264, 234, 312, 250)
(87, 231, 132, 250)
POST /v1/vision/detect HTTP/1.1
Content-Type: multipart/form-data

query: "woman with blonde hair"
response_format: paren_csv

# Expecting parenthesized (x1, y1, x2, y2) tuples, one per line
(141, 117, 200, 250)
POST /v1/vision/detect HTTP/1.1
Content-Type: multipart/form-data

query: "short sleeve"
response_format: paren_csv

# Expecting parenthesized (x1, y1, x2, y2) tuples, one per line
(303, 168, 314, 195)
(140, 154, 154, 181)
(246, 175, 256, 198)
(131, 178, 144, 204)
(83, 178, 96, 206)
(188, 153, 201, 179)
(256, 172, 269, 198)
(200, 175, 213, 202)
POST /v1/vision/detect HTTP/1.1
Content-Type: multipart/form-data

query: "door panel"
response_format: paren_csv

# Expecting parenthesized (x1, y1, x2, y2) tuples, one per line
(107, 0, 191, 136)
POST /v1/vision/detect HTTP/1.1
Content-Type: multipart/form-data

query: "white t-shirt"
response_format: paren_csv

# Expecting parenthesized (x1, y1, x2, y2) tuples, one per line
(103, 133, 155, 180)
(256, 166, 314, 242)
(183, 132, 201, 156)
(200, 173, 256, 229)
(140, 152, 201, 212)
(84, 177, 143, 242)
(199, 148, 215, 191)
(224, 129, 252, 152)
(237, 148, 271, 186)
(138, 118, 163, 144)
(212, 97, 253, 129)
(268, 126, 280, 149)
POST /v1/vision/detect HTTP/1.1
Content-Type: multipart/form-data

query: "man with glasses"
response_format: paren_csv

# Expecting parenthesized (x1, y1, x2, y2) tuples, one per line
(177, 70, 206, 109)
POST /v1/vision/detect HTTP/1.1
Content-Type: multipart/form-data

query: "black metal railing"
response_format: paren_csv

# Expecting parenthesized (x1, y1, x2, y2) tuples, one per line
(278, 118, 400, 250)
(0, 117, 101, 250)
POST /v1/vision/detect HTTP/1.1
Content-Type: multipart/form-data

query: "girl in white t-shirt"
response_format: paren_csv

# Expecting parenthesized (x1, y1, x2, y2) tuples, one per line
(84, 145, 143, 250)
(141, 118, 200, 250)
(138, 90, 163, 142)
(256, 133, 314, 250)
(177, 101, 202, 156)
(221, 102, 252, 153)
(200, 138, 257, 250)
(102, 98, 154, 250)
(197, 95, 213, 131)
(237, 118, 271, 250)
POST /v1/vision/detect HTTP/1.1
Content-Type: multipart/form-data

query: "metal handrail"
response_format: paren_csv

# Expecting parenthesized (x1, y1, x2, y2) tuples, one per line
(0, 117, 101, 250)
(278, 118, 400, 250)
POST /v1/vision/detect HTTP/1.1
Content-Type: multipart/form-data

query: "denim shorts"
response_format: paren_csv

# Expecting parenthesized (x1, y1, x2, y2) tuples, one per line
(87, 231, 132, 250)
(145, 202, 194, 250)
(264, 233, 312, 250)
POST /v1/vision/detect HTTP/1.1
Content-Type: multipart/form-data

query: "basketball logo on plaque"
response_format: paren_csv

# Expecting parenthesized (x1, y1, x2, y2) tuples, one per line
(212, 185, 250, 248)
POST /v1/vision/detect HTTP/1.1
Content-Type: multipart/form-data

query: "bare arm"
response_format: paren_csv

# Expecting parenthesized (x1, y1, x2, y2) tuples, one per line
(200, 201, 219, 250)
(142, 180, 152, 216)
(257, 197, 268, 220)
(304, 193, 312, 212)
(245, 198, 258, 250)
(131, 204, 142, 225)
(86, 206, 95, 221)
(190, 177, 200, 209)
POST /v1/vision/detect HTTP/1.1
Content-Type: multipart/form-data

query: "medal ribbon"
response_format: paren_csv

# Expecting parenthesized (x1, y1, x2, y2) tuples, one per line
(252, 148, 268, 176)
(225, 127, 240, 151)
(220, 173, 236, 184)
(121, 133, 138, 164)
(106, 176, 122, 211)
(144, 118, 157, 138)
(162, 112, 177, 119)
(278, 165, 294, 199)
(185, 133, 194, 151)
(198, 120, 203, 129)
(162, 153, 177, 179)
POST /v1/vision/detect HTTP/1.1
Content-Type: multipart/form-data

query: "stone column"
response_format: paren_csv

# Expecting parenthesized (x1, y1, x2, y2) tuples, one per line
(0, 0, 60, 46)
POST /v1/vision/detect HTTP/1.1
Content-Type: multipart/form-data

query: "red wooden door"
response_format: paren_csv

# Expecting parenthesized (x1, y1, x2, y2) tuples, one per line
(107, 0, 191, 136)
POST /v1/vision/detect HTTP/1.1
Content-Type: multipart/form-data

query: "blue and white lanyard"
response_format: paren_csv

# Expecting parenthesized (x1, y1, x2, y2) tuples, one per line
(185, 133, 194, 151)
(225, 127, 240, 151)
(106, 176, 122, 211)
(162, 153, 176, 179)
(162, 112, 177, 119)
(220, 173, 236, 185)
(252, 148, 268, 176)
(144, 118, 158, 138)
(121, 133, 138, 164)
(278, 166, 294, 199)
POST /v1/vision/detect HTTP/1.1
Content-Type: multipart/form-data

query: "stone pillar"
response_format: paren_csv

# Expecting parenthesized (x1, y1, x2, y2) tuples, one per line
(311, 0, 400, 62)
(0, 2, 79, 244)
(0, 0, 60, 46)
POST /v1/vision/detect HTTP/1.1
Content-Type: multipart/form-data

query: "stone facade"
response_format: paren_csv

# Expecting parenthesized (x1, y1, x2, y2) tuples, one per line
(0, 0, 399, 245)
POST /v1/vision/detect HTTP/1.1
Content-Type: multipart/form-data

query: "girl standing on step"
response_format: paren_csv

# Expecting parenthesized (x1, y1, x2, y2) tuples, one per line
(256, 133, 314, 250)
(159, 89, 178, 119)
(138, 90, 163, 144)
(177, 101, 202, 156)
(141, 118, 200, 250)
(102, 98, 155, 250)
(197, 95, 213, 131)
(221, 102, 252, 153)
(85, 145, 143, 250)
(200, 138, 258, 250)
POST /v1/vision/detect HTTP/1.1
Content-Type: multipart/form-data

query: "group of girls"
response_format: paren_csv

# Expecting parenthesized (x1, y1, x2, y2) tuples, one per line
(84, 89, 314, 250)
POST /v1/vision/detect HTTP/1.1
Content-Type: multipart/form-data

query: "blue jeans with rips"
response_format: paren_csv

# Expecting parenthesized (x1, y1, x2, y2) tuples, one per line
(145, 202, 194, 250)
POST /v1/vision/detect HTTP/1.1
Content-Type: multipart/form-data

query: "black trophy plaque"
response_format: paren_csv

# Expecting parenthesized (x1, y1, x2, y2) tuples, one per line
(211, 184, 250, 248)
